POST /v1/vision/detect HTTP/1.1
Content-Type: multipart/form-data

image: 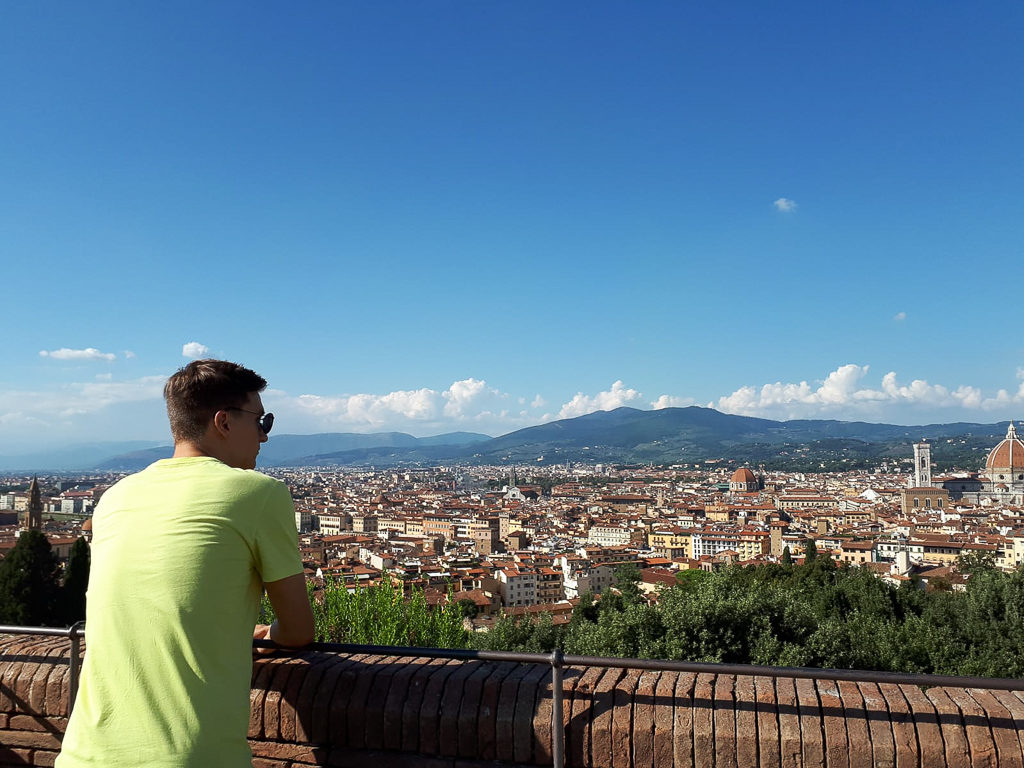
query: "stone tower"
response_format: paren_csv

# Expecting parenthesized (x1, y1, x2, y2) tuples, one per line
(24, 476, 43, 532)
(913, 441, 932, 488)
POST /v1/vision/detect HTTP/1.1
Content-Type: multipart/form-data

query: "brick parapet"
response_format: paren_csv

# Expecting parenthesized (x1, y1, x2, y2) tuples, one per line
(3, 634, 1024, 766)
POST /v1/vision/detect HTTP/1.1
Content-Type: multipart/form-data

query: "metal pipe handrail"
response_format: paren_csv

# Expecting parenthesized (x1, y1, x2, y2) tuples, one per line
(6, 625, 1024, 768)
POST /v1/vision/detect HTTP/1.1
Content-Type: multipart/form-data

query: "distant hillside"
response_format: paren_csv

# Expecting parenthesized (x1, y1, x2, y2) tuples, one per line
(6, 408, 1011, 471)
(273, 406, 1011, 470)
(92, 430, 491, 472)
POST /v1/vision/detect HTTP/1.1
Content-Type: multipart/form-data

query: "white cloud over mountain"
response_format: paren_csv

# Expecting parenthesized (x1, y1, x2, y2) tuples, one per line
(558, 381, 642, 419)
(714, 364, 1024, 420)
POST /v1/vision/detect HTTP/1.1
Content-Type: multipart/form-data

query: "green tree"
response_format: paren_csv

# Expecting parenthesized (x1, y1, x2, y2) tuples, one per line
(803, 538, 818, 563)
(781, 546, 793, 567)
(61, 537, 91, 625)
(613, 563, 643, 605)
(0, 530, 62, 626)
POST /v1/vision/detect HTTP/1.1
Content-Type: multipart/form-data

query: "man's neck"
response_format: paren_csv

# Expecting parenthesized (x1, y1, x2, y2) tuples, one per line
(172, 442, 212, 460)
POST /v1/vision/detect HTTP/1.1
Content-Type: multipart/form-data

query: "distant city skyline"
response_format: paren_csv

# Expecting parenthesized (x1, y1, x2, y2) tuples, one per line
(3, 3, 1023, 451)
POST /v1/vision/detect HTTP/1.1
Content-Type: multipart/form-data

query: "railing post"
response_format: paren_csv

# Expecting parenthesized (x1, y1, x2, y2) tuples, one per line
(550, 648, 564, 768)
(68, 621, 85, 716)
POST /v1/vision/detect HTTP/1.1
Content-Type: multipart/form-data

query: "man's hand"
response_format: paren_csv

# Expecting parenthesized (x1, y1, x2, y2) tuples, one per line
(253, 623, 276, 656)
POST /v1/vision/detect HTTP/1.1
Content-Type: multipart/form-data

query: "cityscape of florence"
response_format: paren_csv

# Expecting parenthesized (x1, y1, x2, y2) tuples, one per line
(3, 2, 1024, 767)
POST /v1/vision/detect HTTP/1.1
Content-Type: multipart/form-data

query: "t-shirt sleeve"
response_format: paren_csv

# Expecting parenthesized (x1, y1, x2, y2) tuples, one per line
(252, 479, 304, 583)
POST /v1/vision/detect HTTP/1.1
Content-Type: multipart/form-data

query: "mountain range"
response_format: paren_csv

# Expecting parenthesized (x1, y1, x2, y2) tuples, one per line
(0, 407, 1010, 472)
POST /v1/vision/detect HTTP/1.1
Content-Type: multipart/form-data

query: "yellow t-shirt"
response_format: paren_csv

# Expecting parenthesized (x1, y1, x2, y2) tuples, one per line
(56, 457, 303, 768)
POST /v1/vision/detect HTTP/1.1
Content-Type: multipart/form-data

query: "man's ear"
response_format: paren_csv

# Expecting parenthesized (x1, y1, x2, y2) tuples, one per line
(212, 410, 231, 438)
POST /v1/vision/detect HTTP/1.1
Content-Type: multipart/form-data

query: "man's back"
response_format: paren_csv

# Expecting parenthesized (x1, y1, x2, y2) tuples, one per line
(57, 456, 302, 768)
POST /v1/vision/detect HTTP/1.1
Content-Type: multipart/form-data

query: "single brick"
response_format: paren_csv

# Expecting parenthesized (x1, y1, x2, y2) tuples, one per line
(605, 666, 638, 768)
(774, 675, 801, 768)
(652, 670, 677, 768)
(712, 673, 738, 768)
(753, 675, 781, 768)
(280, 653, 318, 743)
(0, 730, 63, 749)
(251, 758, 289, 768)
(32, 748, 59, 767)
(630, 669, 660, 768)
(815, 679, 850, 768)
(672, 672, 698, 768)
(250, 739, 327, 761)
(8, 714, 67, 733)
(733, 675, 758, 768)
(794, 676, 824, 768)
(691, 672, 715, 768)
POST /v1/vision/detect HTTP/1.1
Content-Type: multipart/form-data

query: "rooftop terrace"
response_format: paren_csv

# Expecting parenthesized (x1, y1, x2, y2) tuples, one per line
(2, 630, 1024, 767)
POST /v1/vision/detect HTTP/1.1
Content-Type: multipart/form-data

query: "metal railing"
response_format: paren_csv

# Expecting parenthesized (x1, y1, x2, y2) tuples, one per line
(4, 626, 1024, 768)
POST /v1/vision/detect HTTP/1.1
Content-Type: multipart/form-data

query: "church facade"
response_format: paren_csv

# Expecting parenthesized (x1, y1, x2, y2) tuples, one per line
(922, 422, 1024, 505)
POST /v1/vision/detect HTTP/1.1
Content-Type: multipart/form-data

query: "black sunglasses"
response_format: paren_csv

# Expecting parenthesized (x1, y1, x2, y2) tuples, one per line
(225, 407, 274, 434)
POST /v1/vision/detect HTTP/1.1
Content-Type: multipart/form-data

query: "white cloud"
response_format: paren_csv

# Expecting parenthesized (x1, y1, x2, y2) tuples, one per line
(182, 342, 210, 359)
(39, 347, 116, 361)
(715, 364, 1024, 420)
(651, 394, 696, 409)
(773, 197, 797, 213)
(558, 381, 642, 419)
(288, 378, 524, 434)
(531, 394, 546, 409)
(893, 311, 906, 322)
(124, 350, 136, 359)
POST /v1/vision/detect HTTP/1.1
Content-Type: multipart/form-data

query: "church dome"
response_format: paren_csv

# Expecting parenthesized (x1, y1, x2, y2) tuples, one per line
(985, 422, 1024, 473)
(730, 468, 757, 484)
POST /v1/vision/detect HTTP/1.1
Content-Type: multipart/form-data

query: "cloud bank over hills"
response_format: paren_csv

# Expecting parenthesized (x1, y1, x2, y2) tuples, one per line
(4, 361, 1024, 453)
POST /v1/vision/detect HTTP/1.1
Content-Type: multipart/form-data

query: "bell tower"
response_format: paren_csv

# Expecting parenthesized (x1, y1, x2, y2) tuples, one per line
(24, 476, 43, 532)
(913, 441, 932, 488)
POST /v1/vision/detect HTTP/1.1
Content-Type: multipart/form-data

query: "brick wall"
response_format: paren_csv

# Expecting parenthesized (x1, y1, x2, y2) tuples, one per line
(3, 634, 1024, 767)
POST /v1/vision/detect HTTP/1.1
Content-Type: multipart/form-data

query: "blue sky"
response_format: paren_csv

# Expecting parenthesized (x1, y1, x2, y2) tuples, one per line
(3, 2, 1024, 450)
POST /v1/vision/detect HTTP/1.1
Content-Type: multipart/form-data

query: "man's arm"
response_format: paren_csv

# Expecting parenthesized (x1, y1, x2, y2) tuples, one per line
(262, 573, 315, 647)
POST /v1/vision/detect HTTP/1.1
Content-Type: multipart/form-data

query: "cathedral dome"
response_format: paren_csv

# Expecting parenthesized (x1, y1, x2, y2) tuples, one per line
(730, 468, 757, 484)
(985, 422, 1024, 475)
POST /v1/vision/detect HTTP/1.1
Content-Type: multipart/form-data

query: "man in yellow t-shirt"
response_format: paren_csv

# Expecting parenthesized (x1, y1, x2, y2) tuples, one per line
(57, 359, 315, 768)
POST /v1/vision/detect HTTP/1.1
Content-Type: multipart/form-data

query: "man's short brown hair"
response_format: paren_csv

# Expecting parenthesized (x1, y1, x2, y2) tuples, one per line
(164, 359, 267, 445)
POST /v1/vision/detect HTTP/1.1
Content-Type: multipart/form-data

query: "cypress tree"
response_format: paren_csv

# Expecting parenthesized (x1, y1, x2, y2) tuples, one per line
(0, 530, 62, 626)
(62, 536, 91, 625)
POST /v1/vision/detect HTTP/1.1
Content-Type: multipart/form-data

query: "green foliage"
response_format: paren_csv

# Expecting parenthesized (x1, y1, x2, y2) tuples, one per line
(61, 537, 90, 625)
(0, 531, 62, 626)
(261, 575, 469, 649)
(781, 546, 793, 567)
(469, 558, 1024, 679)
